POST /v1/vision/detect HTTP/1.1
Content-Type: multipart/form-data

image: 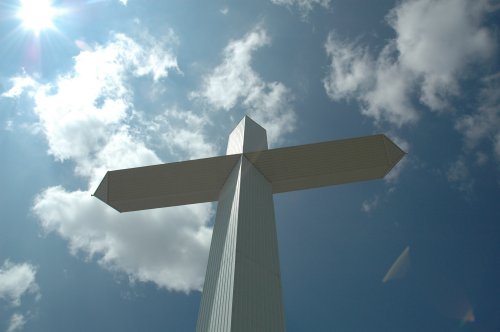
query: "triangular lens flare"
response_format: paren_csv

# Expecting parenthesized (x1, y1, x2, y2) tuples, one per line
(383, 246, 410, 283)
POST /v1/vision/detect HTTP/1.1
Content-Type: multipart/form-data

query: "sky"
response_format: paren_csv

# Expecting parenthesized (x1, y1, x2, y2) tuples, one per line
(0, 0, 499, 331)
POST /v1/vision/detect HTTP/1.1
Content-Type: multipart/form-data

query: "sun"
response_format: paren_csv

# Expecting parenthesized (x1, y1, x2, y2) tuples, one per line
(17, 0, 58, 34)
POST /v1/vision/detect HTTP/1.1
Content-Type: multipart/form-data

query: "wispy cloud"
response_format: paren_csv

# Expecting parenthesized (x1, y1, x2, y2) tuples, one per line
(270, 0, 331, 16)
(7, 313, 26, 332)
(194, 25, 296, 145)
(361, 195, 380, 213)
(455, 72, 500, 160)
(446, 157, 475, 194)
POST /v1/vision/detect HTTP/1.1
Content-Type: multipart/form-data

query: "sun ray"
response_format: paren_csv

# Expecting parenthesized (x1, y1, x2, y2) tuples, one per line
(17, 0, 58, 35)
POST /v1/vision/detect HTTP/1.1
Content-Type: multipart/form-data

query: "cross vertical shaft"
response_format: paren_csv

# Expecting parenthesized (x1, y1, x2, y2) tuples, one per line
(196, 117, 286, 332)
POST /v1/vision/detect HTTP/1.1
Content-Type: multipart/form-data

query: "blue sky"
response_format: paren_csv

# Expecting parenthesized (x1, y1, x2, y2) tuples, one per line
(0, 0, 499, 331)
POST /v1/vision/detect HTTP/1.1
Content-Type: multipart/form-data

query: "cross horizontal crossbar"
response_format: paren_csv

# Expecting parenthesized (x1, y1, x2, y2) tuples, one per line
(93, 134, 405, 212)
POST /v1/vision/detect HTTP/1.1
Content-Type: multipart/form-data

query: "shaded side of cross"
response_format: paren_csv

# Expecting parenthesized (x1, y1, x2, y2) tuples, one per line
(94, 116, 405, 332)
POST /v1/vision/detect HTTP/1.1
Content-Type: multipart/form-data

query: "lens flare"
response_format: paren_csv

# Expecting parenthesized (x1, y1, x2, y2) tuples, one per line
(383, 246, 411, 283)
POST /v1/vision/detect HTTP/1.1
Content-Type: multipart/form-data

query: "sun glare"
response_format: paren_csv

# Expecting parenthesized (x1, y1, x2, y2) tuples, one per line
(17, 0, 57, 34)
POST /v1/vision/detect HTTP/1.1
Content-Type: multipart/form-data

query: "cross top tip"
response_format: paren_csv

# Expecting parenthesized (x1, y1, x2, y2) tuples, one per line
(226, 116, 268, 155)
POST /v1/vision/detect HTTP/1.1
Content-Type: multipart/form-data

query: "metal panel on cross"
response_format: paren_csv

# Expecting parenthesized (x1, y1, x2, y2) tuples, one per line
(94, 135, 404, 212)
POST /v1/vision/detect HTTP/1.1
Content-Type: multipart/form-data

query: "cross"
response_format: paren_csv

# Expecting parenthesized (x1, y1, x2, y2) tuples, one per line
(94, 116, 405, 331)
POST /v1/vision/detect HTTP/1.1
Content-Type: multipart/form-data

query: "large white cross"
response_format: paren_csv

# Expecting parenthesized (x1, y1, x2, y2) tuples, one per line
(94, 116, 405, 331)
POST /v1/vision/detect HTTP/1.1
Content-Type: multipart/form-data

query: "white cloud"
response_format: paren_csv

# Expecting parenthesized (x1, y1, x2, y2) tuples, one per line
(1, 74, 37, 98)
(86, 130, 161, 188)
(0, 260, 39, 307)
(7, 313, 26, 332)
(31, 32, 179, 180)
(324, 0, 496, 125)
(324, 35, 417, 126)
(23, 31, 216, 292)
(33, 187, 212, 292)
(118, 0, 128, 5)
(271, 0, 331, 15)
(323, 33, 373, 101)
(363, 44, 419, 126)
(220, 7, 229, 15)
(390, 0, 495, 111)
(195, 26, 296, 144)
(156, 109, 218, 160)
(197, 27, 269, 111)
(242, 81, 296, 144)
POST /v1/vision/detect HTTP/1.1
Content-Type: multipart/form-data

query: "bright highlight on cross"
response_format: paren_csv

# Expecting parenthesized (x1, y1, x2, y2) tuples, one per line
(17, 0, 57, 34)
